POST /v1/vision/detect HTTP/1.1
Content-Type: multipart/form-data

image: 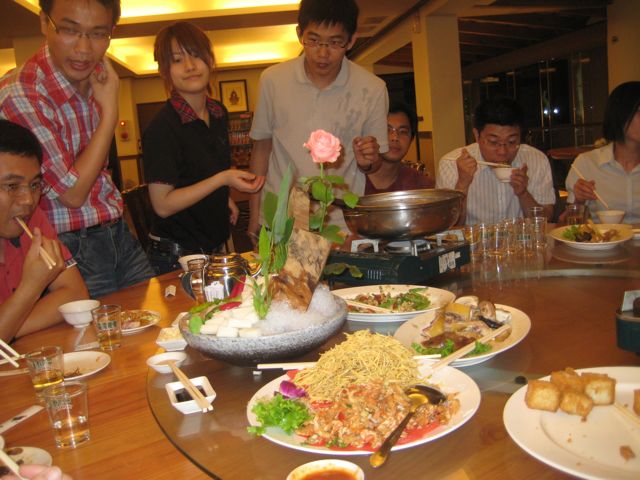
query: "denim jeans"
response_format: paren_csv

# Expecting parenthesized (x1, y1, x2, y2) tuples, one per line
(58, 219, 154, 299)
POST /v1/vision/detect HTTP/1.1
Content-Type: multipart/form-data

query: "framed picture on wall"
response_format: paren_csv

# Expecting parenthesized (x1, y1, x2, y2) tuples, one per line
(219, 79, 249, 113)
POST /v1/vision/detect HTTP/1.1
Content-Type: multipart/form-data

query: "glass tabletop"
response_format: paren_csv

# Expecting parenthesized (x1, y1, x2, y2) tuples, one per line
(147, 237, 640, 479)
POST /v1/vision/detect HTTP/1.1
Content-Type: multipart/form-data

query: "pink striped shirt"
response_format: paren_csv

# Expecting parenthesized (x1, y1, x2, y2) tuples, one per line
(0, 45, 122, 233)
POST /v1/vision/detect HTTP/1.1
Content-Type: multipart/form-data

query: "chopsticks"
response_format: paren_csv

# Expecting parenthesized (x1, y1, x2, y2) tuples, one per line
(344, 299, 393, 313)
(426, 324, 511, 374)
(0, 339, 21, 368)
(571, 166, 610, 209)
(257, 354, 441, 371)
(0, 449, 27, 480)
(14, 217, 57, 270)
(165, 361, 212, 412)
(613, 402, 640, 428)
(476, 160, 511, 168)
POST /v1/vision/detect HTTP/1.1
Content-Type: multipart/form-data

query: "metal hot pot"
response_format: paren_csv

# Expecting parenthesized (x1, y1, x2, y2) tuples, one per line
(341, 189, 464, 240)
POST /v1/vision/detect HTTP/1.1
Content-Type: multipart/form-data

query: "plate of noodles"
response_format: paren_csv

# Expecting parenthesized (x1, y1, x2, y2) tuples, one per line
(247, 331, 480, 455)
(332, 285, 456, 323)
(550, 223, 632, 251)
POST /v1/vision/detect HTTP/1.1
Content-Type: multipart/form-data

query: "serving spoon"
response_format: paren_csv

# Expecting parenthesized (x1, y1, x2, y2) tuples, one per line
(369, 385, 446, 468)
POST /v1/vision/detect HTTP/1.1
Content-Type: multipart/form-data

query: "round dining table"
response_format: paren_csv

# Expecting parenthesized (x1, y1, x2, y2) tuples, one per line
(1, 231, 639, 479)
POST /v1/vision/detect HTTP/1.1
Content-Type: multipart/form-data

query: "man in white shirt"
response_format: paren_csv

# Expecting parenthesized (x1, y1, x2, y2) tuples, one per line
(436, 97, 555, 225)
(248, 0, 389, 240)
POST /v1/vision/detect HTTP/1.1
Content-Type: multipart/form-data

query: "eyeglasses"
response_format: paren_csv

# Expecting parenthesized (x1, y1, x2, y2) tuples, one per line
(481, 136, 520, 150)
(388, 125, 412, 138)
(46, 13, 111, 43)
(0, 179, 49, 198)
(301, 37, 349, 50)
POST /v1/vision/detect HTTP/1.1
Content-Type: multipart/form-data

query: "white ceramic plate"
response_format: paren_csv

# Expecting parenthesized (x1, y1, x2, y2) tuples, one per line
(504, 366, 640, 480)
(550, 224, 633, 251)
(332, 285, 455, 323)
(121, 310, 160, 335)
(247, 361, 481, 455)
(5, 446, 52, 467)
(394, 304, 531, 367)
(63, 351, 111, 380)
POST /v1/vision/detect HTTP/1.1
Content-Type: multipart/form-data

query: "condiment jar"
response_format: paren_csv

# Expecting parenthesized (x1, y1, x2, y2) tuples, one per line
(203, 254, 260, 301)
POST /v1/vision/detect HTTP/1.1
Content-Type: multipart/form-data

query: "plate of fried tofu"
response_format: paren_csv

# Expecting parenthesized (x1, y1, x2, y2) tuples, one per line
(503, 366, 640, 479)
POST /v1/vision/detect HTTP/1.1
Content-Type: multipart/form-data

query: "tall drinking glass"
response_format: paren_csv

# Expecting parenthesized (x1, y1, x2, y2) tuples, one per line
(43, 381, 90, 448)
(25, 346, 64, 402)
(566, 204, 586, 225)
(91, 305, 122, 351)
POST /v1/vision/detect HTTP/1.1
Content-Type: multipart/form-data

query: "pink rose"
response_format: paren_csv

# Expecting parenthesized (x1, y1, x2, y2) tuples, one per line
(304, 130, 341, 164)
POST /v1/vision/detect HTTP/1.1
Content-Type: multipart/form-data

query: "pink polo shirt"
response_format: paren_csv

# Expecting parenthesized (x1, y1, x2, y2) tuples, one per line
(0, 207, 73, 303)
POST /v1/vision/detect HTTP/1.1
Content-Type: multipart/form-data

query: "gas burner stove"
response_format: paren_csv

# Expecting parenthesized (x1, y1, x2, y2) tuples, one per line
(326, 231, 470, 285)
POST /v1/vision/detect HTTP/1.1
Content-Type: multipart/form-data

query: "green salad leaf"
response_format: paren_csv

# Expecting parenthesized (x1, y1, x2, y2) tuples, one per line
(247, 393, 311, 436)
(562, 225, 579, 241)
(412, 340, 491, 358)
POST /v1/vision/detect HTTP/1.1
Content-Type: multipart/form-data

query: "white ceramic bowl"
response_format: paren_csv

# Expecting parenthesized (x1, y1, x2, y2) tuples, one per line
(492, 166, 515, 182)
(146, 351, 187, 373)
(596, 209, 625, 224)
(286, 459, 364, 480)
(165, 376, 216, 414)
(178, 254, 209, 272)
(58, 299, 100, 328)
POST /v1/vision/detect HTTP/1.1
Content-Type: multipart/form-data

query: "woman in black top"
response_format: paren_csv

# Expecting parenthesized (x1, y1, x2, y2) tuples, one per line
(143, 22, 263, 274)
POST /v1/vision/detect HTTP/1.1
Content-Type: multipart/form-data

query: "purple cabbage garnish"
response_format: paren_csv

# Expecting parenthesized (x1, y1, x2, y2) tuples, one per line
(278, 380, 307, 399)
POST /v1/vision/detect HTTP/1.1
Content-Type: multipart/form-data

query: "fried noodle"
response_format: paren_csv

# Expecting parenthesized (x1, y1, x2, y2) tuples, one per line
(293, 330, 421, 402)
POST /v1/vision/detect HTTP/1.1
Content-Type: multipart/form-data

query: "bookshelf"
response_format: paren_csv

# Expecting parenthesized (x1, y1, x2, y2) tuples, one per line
(228, 111, 252, 169)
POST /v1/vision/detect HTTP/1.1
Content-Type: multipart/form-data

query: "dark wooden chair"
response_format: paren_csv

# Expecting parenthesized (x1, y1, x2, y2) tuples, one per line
(121, 184, 154, 251)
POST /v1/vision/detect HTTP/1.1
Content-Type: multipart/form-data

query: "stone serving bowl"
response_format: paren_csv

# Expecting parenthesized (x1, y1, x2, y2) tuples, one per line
(178, 297, 347, 366)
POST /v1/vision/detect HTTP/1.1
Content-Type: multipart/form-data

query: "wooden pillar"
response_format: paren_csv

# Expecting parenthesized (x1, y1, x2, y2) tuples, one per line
(607, 0, 640, 90)
(412, 12, 465, 175)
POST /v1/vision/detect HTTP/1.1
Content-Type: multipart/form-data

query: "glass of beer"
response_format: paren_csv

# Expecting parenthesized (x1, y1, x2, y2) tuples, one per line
(25, 346, 64, 402)
(566, 204, 586, 225)
(91, 304, 122, 351)
(43, 381, 90, 448)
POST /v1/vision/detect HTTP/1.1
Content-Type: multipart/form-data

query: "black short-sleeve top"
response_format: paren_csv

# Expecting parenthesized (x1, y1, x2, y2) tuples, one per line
(142, 93, 231, 252)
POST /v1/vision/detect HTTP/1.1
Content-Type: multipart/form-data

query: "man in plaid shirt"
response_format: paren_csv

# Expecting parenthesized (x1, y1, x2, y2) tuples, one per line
(0, 0, 153, 298)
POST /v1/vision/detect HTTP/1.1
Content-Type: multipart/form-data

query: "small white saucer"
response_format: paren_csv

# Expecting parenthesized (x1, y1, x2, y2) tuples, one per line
(165, 376, 216, 414)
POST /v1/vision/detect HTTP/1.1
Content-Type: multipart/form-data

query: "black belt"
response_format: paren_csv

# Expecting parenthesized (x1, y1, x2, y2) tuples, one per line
(148, 235, 192, 257)
(148, 235, 225, 257)
(72, 218, 121, 235)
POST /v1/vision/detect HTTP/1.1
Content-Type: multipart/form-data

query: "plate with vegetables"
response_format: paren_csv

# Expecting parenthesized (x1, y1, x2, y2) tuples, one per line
(121, 310, 160, 335)
(332, 285, 455, 323)
(247, 331, 480, 455)
(393, 299, 531, 367)
(550, 223, 633, 251)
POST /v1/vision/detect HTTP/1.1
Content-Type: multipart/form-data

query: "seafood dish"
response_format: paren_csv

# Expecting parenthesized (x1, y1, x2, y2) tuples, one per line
(562, 220, 620, 243)
(248, 331, 469, 451)
(412, 297, 512, 357)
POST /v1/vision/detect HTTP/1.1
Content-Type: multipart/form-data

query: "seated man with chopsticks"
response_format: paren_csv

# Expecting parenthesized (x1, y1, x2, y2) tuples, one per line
(0, 120, 88, 342)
